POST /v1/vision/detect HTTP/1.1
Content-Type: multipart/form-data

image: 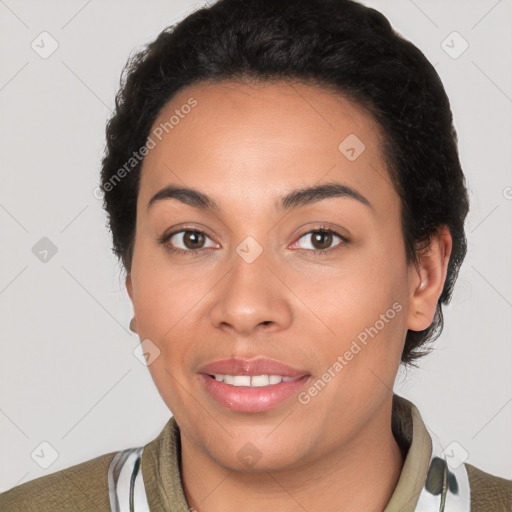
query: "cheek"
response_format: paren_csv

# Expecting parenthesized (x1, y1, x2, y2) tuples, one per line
(130, 240, 199, 335)
(129, 250, 216, 385)
(308, 239, 408, 363)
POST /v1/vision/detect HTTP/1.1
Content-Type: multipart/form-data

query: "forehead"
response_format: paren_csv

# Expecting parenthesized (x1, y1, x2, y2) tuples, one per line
(138, 79, 398, 217)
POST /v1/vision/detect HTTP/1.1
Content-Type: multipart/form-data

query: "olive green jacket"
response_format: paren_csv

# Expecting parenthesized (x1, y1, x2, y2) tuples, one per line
(1, 395, 510, 511)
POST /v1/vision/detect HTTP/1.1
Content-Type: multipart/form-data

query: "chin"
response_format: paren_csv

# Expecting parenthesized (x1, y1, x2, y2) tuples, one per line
(203, 435, 306, 474)
(215, 450, 300, 474)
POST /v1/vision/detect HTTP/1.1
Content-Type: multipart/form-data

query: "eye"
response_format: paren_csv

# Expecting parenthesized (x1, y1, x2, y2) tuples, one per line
(159, 229, 218, 255)
(293, 228, 348, 255)
(159, 226, 348, 257)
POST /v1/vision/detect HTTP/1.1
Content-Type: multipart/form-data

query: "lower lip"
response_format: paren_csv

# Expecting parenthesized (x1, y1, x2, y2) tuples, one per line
(199, 374, 310, 413)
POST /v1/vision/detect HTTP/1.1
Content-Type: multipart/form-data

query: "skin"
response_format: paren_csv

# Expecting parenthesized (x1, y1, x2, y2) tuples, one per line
(126, 79, 452, 512)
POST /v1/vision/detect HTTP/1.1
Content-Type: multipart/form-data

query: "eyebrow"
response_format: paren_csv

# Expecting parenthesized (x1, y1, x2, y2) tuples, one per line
(147, 182, 372, 212)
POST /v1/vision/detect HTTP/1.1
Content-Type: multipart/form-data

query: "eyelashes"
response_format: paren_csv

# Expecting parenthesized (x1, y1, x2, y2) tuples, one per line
(159, 229, 218, 256)
(292, 228, 348, 254)
(159, 226, 349, 257)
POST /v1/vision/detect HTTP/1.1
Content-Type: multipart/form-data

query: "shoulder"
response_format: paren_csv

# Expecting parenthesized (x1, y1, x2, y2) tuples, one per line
(465, 462, 512, 511)
(0, 450, 117, 512)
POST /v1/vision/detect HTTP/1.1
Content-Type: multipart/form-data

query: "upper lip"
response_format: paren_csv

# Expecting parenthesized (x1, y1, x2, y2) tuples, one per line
(198, 357, 309, 377)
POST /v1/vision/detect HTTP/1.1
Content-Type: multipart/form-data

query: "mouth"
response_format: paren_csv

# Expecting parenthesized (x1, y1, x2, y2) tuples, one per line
(205, 373, 304, 387)
(197, 356, 309, 378)
(197, 357, 311, 413)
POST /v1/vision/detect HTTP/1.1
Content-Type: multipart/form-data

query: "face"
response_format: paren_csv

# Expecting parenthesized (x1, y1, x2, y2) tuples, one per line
(126, 80, 436, 472)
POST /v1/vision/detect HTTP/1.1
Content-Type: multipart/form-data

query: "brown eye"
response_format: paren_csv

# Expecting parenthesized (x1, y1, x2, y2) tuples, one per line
(161, 229, 218, 255)
(311, 231, 333, 250)
(181, 231, 205, 249)
(295, 228, 347, 253)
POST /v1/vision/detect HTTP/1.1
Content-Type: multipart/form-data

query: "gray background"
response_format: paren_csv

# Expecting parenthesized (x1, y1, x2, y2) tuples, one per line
(1, 0, 511, 491)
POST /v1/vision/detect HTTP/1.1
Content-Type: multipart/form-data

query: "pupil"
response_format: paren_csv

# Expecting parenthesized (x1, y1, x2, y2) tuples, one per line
(185, 231, 204, 249)
(314, 232, 331, 250)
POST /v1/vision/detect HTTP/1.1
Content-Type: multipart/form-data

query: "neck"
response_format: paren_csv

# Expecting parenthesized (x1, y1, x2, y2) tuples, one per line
(180, 399, 405, 512)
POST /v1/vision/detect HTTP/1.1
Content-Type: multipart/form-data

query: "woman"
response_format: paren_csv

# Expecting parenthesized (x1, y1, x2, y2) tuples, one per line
(1, 0, 510, 510)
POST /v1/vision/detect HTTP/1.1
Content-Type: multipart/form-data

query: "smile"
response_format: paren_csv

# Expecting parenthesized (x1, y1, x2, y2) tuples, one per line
(200, 373, 310, 413)
(209, 374, 303, 387)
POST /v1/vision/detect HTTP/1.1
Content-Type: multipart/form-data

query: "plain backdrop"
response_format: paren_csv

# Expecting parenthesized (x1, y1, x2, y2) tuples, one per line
(0, 0, 511, 491)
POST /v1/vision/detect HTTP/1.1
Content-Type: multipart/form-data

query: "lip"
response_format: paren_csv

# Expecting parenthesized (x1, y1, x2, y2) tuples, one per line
(199, 373, 311, 413)
(197, 357, 311, 413)
(197, 357, 309, 377)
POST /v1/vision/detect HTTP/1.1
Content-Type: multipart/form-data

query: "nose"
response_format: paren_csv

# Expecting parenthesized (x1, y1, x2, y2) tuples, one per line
(209, 248, 293, 336)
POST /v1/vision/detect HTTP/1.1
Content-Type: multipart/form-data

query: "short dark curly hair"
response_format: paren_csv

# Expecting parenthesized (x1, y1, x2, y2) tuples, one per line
(99, 0, 470, 366)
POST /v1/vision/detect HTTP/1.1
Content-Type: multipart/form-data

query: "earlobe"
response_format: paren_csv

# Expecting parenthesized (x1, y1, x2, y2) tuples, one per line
(126, 274, 137, 333)
(407, 226, 452, 332)
(126, 274, 133, 300)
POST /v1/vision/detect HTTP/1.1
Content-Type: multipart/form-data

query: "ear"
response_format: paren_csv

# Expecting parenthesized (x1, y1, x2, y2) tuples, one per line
(126, 273, 133, 301)
(407, 225, 452, 332)
(126, 274, 137, 332)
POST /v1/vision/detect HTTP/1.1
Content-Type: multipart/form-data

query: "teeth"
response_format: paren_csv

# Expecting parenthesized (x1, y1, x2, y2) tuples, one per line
(212, 374, 302, 387)
(269, 375, 282, 385)
(233, 375, 251, 386)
